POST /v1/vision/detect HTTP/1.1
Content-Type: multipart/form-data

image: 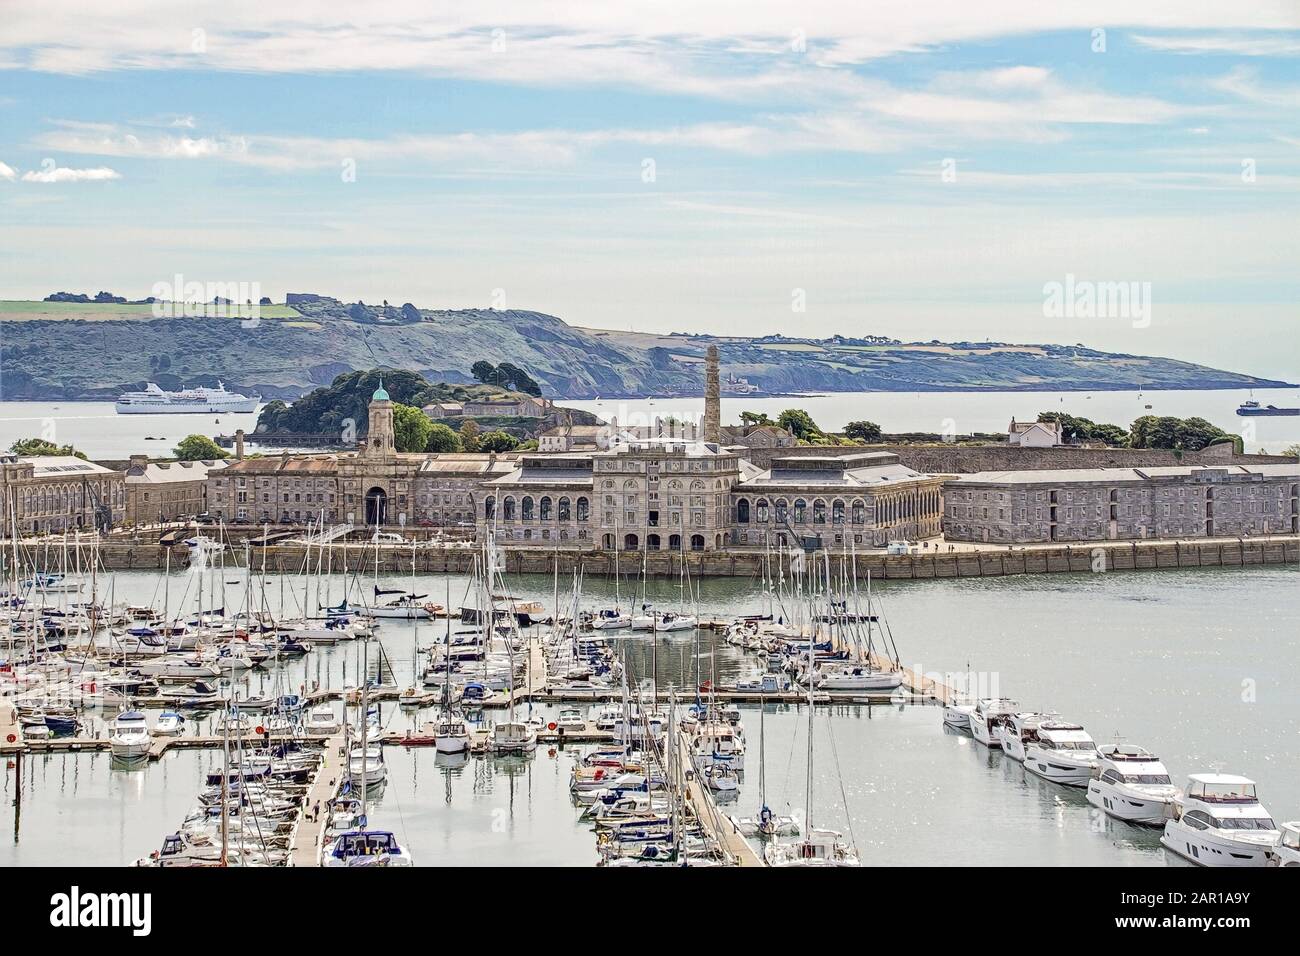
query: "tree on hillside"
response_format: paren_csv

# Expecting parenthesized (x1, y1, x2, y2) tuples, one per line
(392, 403, 434, 453)
(459, 419, 481, 452)
(173, 435, 228, 461)
(470, 360, 500, 385)
(479, 430, 521, 453)
(778, 408, 821, 442)
(740, 411, 773, 426)
(9, 438, 88, 460)
(425, 423, 463, 453)
(1129, 414, 1234, 451)
(843, 420, 883, 443)
(1282, 442, 1300, 459)
(1037, 411, 1128, 446)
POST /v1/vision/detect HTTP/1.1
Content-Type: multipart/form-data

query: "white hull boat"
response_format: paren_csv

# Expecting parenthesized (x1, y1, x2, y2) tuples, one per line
(1161, 774, 1278, 867)
(1023, 721, 1098, 787)
(1085, 745, 1179, 826)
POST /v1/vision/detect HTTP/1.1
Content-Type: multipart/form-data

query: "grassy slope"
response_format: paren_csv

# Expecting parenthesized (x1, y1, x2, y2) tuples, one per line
(0, 301, 1289, 400)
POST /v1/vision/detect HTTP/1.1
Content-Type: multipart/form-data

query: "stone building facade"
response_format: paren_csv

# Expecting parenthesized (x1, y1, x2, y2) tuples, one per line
(124, 456, 227, 525)
(730, 452, 946, 549)
(482, 439, 740, 551)
(944, 463, 1300, 543)
(207, 385, 521, 528)
(0, 454, 125, 535)
(478, 445, 946, 552)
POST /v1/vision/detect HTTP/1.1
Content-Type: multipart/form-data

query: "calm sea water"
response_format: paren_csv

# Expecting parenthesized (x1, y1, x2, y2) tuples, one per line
(4, 563, 1296, 866)
(2, 388, 1297, 460)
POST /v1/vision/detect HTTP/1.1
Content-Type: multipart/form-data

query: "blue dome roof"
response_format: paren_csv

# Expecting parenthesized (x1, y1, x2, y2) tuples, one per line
(372, 382, 390, 401)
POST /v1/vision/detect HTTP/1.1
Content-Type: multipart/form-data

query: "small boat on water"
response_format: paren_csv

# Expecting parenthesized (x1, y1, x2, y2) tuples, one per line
(303, 705, 340, 736)
(348, 746, 388, 788)
(1236, 400, 1299, 416)
(434, 712, 472, 754)
(1161, 774, 1279, 867)
(489, 720, 537, 755)
(654, 612, 696, 632)
(110, 711, 152, 759)
(152, 711, 186, 736)
(324, 830, 413, 867)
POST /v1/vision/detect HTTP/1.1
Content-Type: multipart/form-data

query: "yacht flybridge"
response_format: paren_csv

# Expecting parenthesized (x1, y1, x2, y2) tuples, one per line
(1085, 744, 1179, 826)
(1161, 775, 1279, 867)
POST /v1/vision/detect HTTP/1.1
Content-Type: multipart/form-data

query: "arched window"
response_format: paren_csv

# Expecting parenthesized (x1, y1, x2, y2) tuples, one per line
(737, 498, 750, 523)
(558, 497, 571, 521)
(851, 499, 865, 524)
(503, 496, 516, 520)
(813, 499, 827, 524)
(484, 496, 496, 519)
(832, 499, 845, 524)
(775, 498, 788, 522)
(623, 479, 637, 490)
(576, 497, 589, 521)
(793, 498, 806, 522)
(756, 499, 769, 522)
(623, 533, 639, 551)
(540, 496, 552, 520)
(690, 534, 705, 551)
(647, 534, 661, 551)
(521, 496, 534, 520)
(669, 534, 682, 551)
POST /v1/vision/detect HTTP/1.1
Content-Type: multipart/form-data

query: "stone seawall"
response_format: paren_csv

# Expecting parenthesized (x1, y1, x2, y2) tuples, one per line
(736, 442, 1291, 474)
(88, 536, 1299, 580)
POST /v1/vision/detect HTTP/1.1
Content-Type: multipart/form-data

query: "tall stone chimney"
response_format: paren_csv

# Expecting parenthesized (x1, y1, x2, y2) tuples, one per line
(234, 429, 245, 461)
(703, 344, 721, 443)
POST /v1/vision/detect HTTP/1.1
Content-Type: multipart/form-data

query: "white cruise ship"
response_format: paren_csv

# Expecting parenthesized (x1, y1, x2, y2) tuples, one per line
(115, 381, 260, 414)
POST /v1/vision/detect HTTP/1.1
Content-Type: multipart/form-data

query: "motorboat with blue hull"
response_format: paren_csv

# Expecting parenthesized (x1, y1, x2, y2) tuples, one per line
(325, 830, 413, 867)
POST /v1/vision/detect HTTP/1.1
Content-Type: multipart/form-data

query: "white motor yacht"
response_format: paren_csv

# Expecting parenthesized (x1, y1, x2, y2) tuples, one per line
(1161, 774, 1279, 867)
(997, 712, 1056, 762)
(490, 720, 538, 755)
(968, 698, 1018, 748)
(152, 711, 185, 736)
(942, 696, 976, 731)
(303, 705, 340, 736)
(110, 710, 152, 758)
(1022, 721, 1099, 787)
(1085, 744, 1180, 825)
(348, 746, 388, 787)
(1267, 822, 1300, 867)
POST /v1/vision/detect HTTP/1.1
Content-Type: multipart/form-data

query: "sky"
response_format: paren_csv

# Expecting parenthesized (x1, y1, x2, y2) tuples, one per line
(0, 1, 1297, 380)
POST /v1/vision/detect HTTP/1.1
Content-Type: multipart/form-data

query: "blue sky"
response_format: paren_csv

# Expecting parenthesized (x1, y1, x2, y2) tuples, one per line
(1, 2, 1297, 379)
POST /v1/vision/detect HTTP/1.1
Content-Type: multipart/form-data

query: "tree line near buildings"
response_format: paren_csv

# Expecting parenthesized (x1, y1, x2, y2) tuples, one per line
(8, 434, 228, 461)
(738, 407, 1249, 452)
(393, 409, 531, 454)
(1036, 411, 1242, 451)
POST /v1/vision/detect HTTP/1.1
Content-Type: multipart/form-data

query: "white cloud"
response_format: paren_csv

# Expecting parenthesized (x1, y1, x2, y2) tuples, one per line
(20, 164, 121, 183)
(0, 161, 16, 181)
(1133, 33, 1300, 56)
